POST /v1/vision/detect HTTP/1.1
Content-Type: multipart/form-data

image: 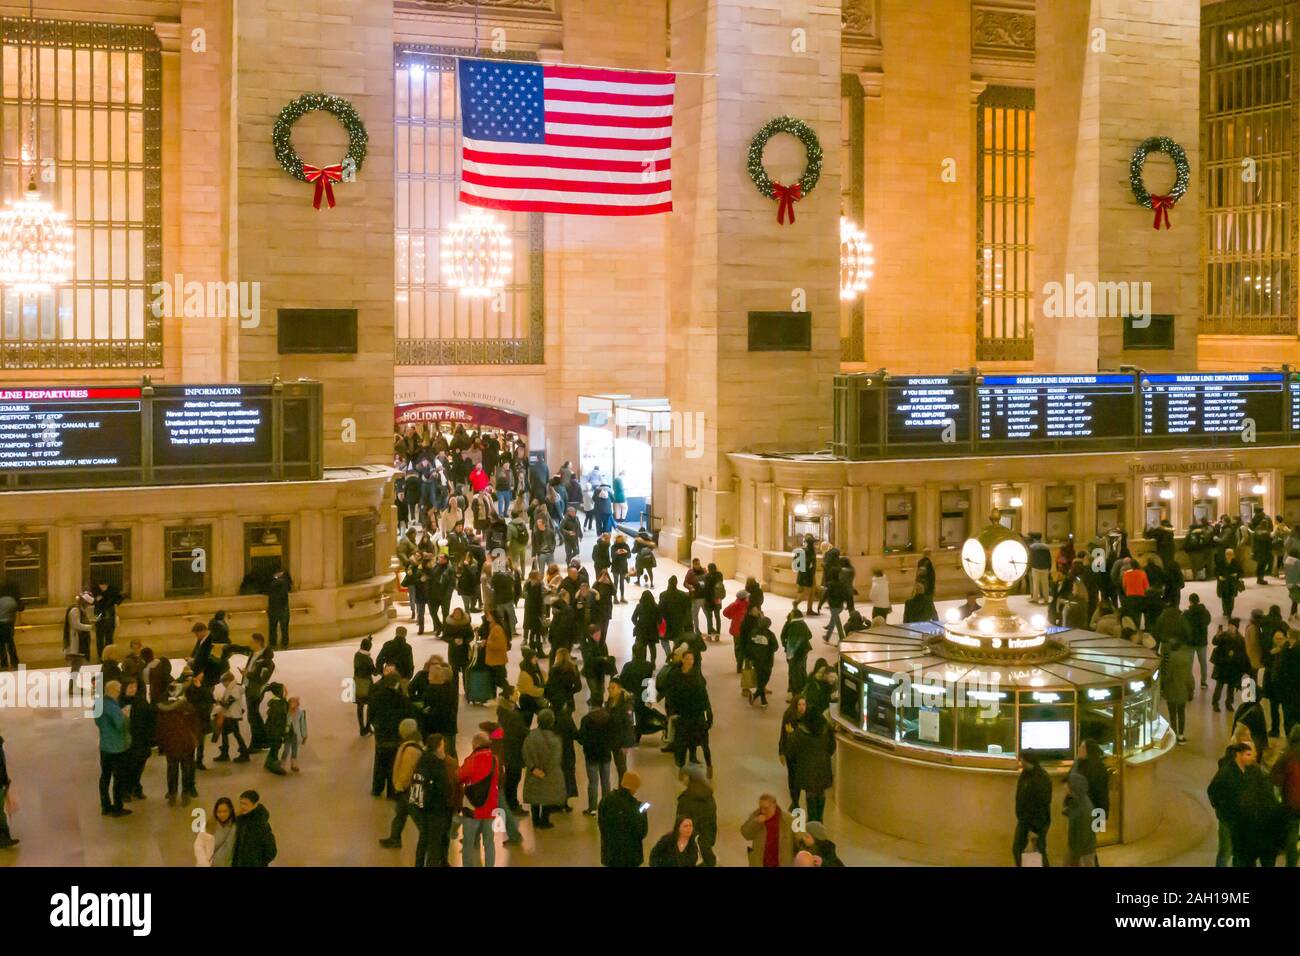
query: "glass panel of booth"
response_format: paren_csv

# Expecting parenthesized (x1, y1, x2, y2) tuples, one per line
(938, 489, 972, 548)
(1095, 482, 1126, 536)
(0, 532, 48, 605)
(882, 491, 914, 553)
(784, 491, 836, 551)
(82, 528, 129, 597)
(165, 525, 211, 598)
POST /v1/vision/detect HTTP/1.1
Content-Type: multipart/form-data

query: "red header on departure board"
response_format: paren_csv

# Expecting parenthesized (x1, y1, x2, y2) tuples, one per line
(0, 387, 142, 402)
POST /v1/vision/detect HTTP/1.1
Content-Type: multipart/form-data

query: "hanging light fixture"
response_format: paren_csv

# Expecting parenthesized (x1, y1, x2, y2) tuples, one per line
(0, 1, 73, 294)
(441, 207, 512, 297)
(840, 216, 874, 301)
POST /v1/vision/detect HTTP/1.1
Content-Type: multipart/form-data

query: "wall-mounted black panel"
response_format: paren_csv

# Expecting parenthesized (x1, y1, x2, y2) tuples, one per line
(748, 311, 811, 352)
(277, 309, 358, 354)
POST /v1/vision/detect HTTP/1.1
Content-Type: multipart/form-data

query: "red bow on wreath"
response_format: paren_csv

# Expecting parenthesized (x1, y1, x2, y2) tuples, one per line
(1149, 194, 1174, 230)
(772, 181, 803, 225)
(303, 163, 344, 209)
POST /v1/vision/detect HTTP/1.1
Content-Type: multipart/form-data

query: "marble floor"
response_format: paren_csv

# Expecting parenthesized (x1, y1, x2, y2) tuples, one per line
(0, 545, 1285, 867)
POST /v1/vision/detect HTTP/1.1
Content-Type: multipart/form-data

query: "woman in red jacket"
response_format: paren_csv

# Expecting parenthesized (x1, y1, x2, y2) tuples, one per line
(723, 591, 750, 675)
(468, 464, 490, 494)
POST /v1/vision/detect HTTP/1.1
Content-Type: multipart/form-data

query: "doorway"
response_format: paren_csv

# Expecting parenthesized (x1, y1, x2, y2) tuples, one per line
(685, 485, 698, 554)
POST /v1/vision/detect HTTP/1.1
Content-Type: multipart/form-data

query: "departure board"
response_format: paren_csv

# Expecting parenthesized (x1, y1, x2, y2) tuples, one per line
(1292, 379, 1300, 433)
(151, 385, 275, 466)
(0, 386, 143, 471)
(886, 376, 970, 447)
(976, 374, 1136, 442)
(1141, 372, 1285, 438)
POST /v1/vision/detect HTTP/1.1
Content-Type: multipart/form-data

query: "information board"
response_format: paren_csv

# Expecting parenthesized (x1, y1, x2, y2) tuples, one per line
(886, 376, 970, 447)
(1142, 372, 1285, 438)
(976, 374, 1136, 442)
(151, 385, 275, 466)
(0, 387, 142, 471)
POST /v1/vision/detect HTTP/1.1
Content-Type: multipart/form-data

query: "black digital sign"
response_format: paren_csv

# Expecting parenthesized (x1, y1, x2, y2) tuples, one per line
(886, 376, 970, 448)
(976, 374, 1136, 443)
(0, 381, 322, 490)
(151, 385, 274, 467)
(1142, 372, 1285, 439)
(0, 387, 143, 472)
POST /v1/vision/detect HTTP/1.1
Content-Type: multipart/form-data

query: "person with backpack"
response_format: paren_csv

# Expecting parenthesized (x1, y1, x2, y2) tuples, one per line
(458, 732, 502, 867)
(409, 733, 457, 867)
(746, 615, 778, 709)
(611, 534, 632, 604)
(379, 719, 425, 850)
(262, 683, 289, 776)
(780, 609, 812, 700)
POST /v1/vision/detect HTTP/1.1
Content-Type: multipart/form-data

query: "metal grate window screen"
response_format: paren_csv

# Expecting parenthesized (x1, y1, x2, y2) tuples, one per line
(975, 86, 1034, 362)
(1201, 1, 1297, 336)
(394, 45, 543, 366)
(0, 19, 160, 369)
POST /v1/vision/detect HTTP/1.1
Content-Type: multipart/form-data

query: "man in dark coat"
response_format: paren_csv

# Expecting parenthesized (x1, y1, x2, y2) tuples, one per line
(376, 627, 415, 681)
(597, 770, 648, 867)
(369, 672, 411, 798)
(1013, 751, 1053, 866)
(265, 569, 293, 649)
(232, 790, 277, 867)
(657, 577, 692, 647)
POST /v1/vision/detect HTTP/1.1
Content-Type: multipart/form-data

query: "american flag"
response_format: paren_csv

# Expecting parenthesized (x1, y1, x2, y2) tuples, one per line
(457, 57, 674, 216)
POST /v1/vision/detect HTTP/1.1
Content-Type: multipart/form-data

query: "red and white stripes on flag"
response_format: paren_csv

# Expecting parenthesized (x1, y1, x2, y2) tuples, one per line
(458, 59, 674, 217)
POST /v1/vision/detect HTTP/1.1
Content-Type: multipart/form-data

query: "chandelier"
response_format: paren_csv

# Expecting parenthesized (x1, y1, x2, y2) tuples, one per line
(840, 216, 874, 301)
(441, 207, 511, 297)
(0, 2, 74, 294)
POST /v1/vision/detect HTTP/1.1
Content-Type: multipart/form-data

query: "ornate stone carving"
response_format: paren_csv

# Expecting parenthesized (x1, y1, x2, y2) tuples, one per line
(972, 7, 1035, 55)
(842, 0, 876, 38)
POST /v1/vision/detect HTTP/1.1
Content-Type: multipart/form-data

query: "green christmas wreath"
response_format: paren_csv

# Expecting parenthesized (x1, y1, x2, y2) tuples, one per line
(272, 94, 368, 208)
(747, 116, 822, 223)
(1129, 136, 1189, 229)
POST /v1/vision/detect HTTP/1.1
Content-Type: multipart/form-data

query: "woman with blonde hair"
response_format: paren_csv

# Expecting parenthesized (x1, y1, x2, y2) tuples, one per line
(545, 645, 582, 715)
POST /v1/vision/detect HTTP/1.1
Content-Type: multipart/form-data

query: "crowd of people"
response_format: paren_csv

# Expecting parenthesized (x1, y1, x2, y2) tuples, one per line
(7, 437, 1300, 867)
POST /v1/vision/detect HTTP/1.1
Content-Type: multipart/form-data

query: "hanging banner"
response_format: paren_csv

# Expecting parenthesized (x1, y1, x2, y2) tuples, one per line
(394, 401, 529, 437)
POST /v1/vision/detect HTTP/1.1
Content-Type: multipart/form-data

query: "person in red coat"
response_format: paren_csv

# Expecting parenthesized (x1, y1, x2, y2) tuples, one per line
(457, 733, 501, 867)
(468, 464, 490, 494)
(723, 591, 751, 674)
(155, 683, 201, 806)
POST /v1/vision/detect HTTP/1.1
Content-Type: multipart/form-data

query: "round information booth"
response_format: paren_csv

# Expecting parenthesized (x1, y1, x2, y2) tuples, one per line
(832, 515, 1171, 862)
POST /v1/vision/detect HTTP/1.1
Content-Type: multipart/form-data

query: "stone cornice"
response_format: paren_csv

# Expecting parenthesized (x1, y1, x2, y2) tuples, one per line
(972, 3, 1035, 62)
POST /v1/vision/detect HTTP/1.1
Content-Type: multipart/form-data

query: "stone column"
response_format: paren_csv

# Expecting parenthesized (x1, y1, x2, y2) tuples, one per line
(863, 0, 975, 371)
(230, 0, 395, 467)
(1033, 0, 1199, 372)
(662, 0, 842, 575)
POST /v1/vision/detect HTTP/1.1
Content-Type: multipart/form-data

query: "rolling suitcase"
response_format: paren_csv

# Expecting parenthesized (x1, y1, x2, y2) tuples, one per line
(466, 666, 494, 704)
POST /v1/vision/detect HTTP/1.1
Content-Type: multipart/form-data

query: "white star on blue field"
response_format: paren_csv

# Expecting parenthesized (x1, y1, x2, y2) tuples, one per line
(459, 59, 546, 143)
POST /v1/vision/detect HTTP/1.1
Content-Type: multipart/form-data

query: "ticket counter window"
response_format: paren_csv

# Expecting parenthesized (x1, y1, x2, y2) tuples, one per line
(1238, 476, 1266, 524)
(1080, 686, 1122, 845)
(244, 523, 289, 592)
(938, 490, 971, 549)
(1095, 483, 1125, 536)
(1123, 681, 1163, 755)
(784, 494, 834, 551)
(993, 488, 1023, 532)
(166, 526, 211, 598)
(883, 493, 915, 553)
(0, 533, 47, 605)
(1142, 479, 1172, 530)
(1285, 475, 1300, 528)
(898, 683, 953, 749)
(1192, 478, 1221, 525)
(1044, 486, 1075, 544)
(82, 531, 130, 598)
(956, 690, 1015, 755)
